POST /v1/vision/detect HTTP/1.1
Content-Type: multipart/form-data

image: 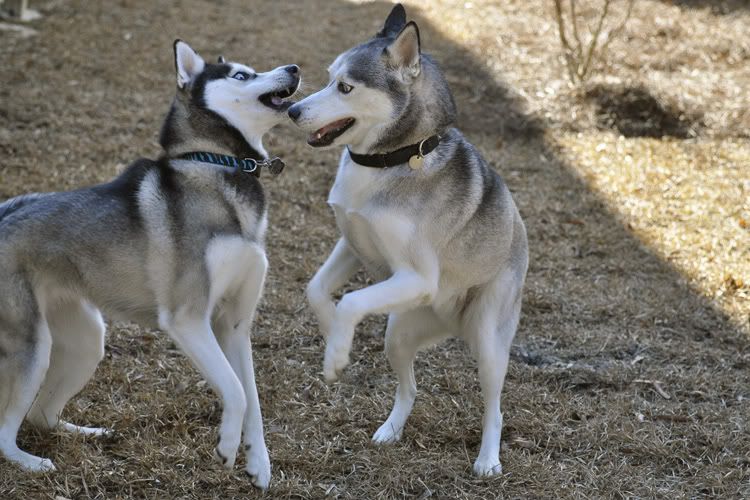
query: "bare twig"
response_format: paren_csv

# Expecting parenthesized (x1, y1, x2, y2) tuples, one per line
(634, 379, 672, 400)
(569, 0, 583, 61)
(580, 0, 611, 80)
(553, 0, 578, 84)
(553, 0, 636, 84)
(599, 0, 636, 59)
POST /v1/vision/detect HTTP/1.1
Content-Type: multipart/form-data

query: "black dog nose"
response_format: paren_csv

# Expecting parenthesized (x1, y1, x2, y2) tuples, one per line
(284, 64, 299, 75)
(288, 104, 301, 121)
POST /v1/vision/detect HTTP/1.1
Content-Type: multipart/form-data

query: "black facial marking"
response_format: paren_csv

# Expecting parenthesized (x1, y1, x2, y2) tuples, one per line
(159, 61, 264, 160)
(190, 63, 233, 107)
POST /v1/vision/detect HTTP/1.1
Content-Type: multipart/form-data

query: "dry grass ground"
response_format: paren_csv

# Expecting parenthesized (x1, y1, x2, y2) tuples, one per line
(0, 0, 748, 498)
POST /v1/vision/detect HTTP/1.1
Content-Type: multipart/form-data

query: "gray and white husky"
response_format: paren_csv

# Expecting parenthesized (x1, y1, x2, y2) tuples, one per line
(288, 4, 528, 476)
(0, 40, 300, 489)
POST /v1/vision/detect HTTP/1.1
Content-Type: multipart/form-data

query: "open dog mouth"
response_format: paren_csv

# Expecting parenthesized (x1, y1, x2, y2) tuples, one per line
(259, 80, 299, 111)
(308, 117, 355, 147)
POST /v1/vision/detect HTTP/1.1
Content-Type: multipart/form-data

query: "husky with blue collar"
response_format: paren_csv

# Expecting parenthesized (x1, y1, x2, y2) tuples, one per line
(0, 40, 299, 489)
(288, 4, 528, 477)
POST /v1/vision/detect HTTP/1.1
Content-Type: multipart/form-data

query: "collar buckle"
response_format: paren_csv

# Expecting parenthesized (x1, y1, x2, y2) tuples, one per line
(241, 158, 258, 173)
(417, 138, 428, 157)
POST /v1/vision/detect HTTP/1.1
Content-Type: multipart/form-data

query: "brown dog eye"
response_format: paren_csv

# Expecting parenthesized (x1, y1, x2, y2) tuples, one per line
(337, 81, 353, 94)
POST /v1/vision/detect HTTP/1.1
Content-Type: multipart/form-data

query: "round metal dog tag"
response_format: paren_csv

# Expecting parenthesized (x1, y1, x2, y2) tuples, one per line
(408, 155, 424, 169)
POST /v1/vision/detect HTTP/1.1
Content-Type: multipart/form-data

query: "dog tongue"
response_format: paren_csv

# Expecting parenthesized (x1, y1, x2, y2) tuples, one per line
(313, 118, 351, 138)
(271, 96, 284, 106)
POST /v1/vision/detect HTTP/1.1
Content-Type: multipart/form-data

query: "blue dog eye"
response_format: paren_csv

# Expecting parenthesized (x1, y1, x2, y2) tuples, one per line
(232, 72, 252, 81)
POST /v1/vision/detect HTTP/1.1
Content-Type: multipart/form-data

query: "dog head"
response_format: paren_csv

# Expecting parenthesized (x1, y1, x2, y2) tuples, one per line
(287, 4, 455, 154)
(160, 40, 300, 156)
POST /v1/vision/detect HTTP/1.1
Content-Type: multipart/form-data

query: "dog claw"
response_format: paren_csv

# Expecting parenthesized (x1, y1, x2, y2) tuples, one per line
(372, 422, 403, 444)
(214, 447, 228, 466)
(473, 459, 503, 477)
(245, 449, 271, 490)
(214, 445, 237, 470)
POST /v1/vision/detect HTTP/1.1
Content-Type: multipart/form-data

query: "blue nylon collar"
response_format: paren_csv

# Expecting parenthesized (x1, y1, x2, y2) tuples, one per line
(178, 151, 285, 177)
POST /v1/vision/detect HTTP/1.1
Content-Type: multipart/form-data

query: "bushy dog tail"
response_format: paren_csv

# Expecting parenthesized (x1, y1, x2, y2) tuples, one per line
(0, 193, 44, 222)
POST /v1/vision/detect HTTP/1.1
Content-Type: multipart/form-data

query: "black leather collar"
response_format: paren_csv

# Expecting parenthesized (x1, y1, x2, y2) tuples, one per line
(347, 134, 441, 169)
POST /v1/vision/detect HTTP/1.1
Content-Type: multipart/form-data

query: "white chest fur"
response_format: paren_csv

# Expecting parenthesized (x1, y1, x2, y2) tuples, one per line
(327, 154, 415, 277)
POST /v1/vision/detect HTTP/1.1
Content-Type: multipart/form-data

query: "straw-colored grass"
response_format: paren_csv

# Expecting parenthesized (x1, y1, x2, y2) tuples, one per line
(0, 0, 748, 498)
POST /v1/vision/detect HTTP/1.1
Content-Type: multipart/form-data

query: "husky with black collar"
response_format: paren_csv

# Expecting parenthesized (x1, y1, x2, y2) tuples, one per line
(0, 40, 299, 489)
(288, 5, 528, 476)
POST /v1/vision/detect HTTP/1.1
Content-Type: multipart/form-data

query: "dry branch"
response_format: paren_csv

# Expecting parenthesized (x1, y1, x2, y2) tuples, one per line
(553, 0, 636, 84)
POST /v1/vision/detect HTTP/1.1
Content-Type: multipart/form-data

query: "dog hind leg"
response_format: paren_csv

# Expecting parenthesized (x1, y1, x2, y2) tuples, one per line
(373, 307, 451, 444)
(0, 318, 55, 472)
(214, 244, 271, 489)
(26, 299, 108, 436)
(465, 271, 522, 477)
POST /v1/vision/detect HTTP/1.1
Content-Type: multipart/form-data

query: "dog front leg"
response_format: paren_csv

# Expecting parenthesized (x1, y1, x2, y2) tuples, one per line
(307, 238, 360, 338)
(323, 267, 438, 382)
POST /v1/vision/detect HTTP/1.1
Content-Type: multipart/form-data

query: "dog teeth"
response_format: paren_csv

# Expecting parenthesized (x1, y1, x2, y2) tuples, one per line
(316, 132, 322, 139)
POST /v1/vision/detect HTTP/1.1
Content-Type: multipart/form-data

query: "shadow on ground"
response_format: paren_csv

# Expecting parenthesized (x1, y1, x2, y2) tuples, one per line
(0, 0, 747, 498)
(667, 0, 750, 15)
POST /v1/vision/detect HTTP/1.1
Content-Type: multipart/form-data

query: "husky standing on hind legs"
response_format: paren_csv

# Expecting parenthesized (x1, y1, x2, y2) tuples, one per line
(0, 40, 300, 489)
(288, 4, 528, 476)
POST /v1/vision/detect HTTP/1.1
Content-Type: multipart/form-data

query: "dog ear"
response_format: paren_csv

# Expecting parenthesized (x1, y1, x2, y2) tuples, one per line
(173, 40, 205, 89)
(217, 56, 226, 64)
(384, 21, 421, 78)
(376, 3, 406, 38)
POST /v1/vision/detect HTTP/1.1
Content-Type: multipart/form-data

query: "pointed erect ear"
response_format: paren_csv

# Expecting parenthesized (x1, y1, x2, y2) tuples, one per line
(376, 3, 406, 38)
(217, 55, 225, 64)
(384, 22, 421, 77)
(173, 39, 205, 89)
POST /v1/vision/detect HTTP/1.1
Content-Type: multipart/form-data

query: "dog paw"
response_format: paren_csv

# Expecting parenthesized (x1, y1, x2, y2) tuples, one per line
(323, 345, 349, 383)
(12, 452, 56, 473)
(213, 442, 237, 470)
(473, 458, 502, 477)
(29, 457, 56, 473)
(244, 446, 271, 490)
(307, 291, 336, 338)
(372, 421, 403, 444)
